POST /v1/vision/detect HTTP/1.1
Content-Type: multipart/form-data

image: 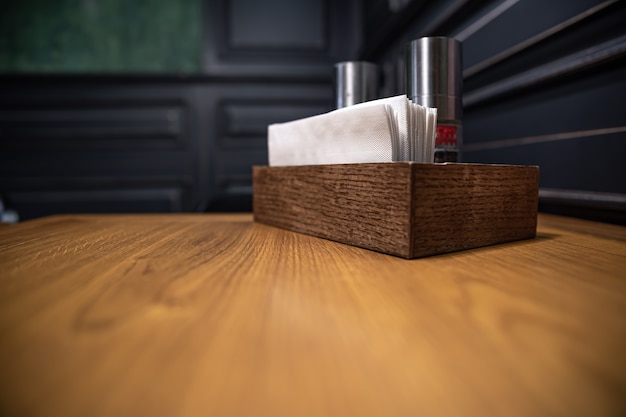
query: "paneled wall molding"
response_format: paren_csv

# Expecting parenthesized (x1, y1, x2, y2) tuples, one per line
(0, 103, 187, 151)
(218, 98, 330, 149)
(464, 34, 626, 107)
(203, 0, 359, 79)
(224, 1, 328, 52)
(0, 82, 206, 218)
(207, 83, 333, 209)
(1, 0, 352, 219)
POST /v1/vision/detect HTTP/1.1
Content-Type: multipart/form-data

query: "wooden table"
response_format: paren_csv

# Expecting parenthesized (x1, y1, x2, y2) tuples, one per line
(0, 213, 625, 417)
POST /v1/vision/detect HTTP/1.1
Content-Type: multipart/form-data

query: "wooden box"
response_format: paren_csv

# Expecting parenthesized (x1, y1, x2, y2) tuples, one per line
(253, 163, 539, 259)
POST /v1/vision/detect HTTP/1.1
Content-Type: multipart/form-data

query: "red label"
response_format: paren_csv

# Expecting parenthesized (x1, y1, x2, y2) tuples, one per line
(435, 125, 458, 148)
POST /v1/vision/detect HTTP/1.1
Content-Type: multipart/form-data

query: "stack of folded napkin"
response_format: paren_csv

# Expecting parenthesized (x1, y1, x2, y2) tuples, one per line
(268, 95, 437, 166)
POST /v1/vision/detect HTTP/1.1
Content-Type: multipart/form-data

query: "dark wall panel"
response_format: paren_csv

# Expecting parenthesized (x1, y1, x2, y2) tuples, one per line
(9, 0, 622, 224)
(461, 0, 606, 69)
(205, 83, 332, 211)
(466, 133, 626, 193)
(463, 63, 626, 147)
(0, 104, 187, 151)
(0, 81, 205, 219)
(229, 0, 325, 49)
(203, 0, 359, 78)
(360, 0, 626, 224)
(0, 0, 355, 220)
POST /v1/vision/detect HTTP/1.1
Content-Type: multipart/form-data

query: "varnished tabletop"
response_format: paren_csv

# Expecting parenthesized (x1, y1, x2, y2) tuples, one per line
(0, 213, 625, 417)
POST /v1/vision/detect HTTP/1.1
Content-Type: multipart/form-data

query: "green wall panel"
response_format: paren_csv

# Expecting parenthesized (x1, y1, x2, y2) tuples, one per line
(0, 0, 201, 73)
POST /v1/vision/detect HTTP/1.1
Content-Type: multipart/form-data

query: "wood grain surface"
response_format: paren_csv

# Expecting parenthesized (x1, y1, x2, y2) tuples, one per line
(410, 163, 538, 257)
(254, 163, 413, 257)
(0, 213, 625, 417)
(253, 163, 538, 258)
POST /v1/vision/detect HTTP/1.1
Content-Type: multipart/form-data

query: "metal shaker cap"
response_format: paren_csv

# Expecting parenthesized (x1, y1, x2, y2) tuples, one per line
(406, 37, 462, 121)
(334, 61, 378, 109)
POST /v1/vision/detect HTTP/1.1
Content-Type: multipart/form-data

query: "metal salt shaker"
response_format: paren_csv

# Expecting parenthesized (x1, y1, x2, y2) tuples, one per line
(334, 61, 378, 109)
(406, 37, 463, 162)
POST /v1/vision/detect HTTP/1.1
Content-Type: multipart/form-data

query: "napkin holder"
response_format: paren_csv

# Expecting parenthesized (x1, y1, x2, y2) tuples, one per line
(253, 162, 539, 259)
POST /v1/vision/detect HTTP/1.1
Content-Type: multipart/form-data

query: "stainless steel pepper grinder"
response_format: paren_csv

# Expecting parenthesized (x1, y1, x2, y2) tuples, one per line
(406, 37, 462, 162)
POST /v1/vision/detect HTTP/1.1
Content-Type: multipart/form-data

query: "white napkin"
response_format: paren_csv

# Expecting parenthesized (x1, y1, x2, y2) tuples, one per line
(268, 95, 437, 166)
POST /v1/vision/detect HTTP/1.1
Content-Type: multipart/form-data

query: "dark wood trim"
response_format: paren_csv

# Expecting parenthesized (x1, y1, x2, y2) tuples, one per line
(463, 0, 620, 78)
(464, 34, 626, 107)
(463, 126, 626, 152)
